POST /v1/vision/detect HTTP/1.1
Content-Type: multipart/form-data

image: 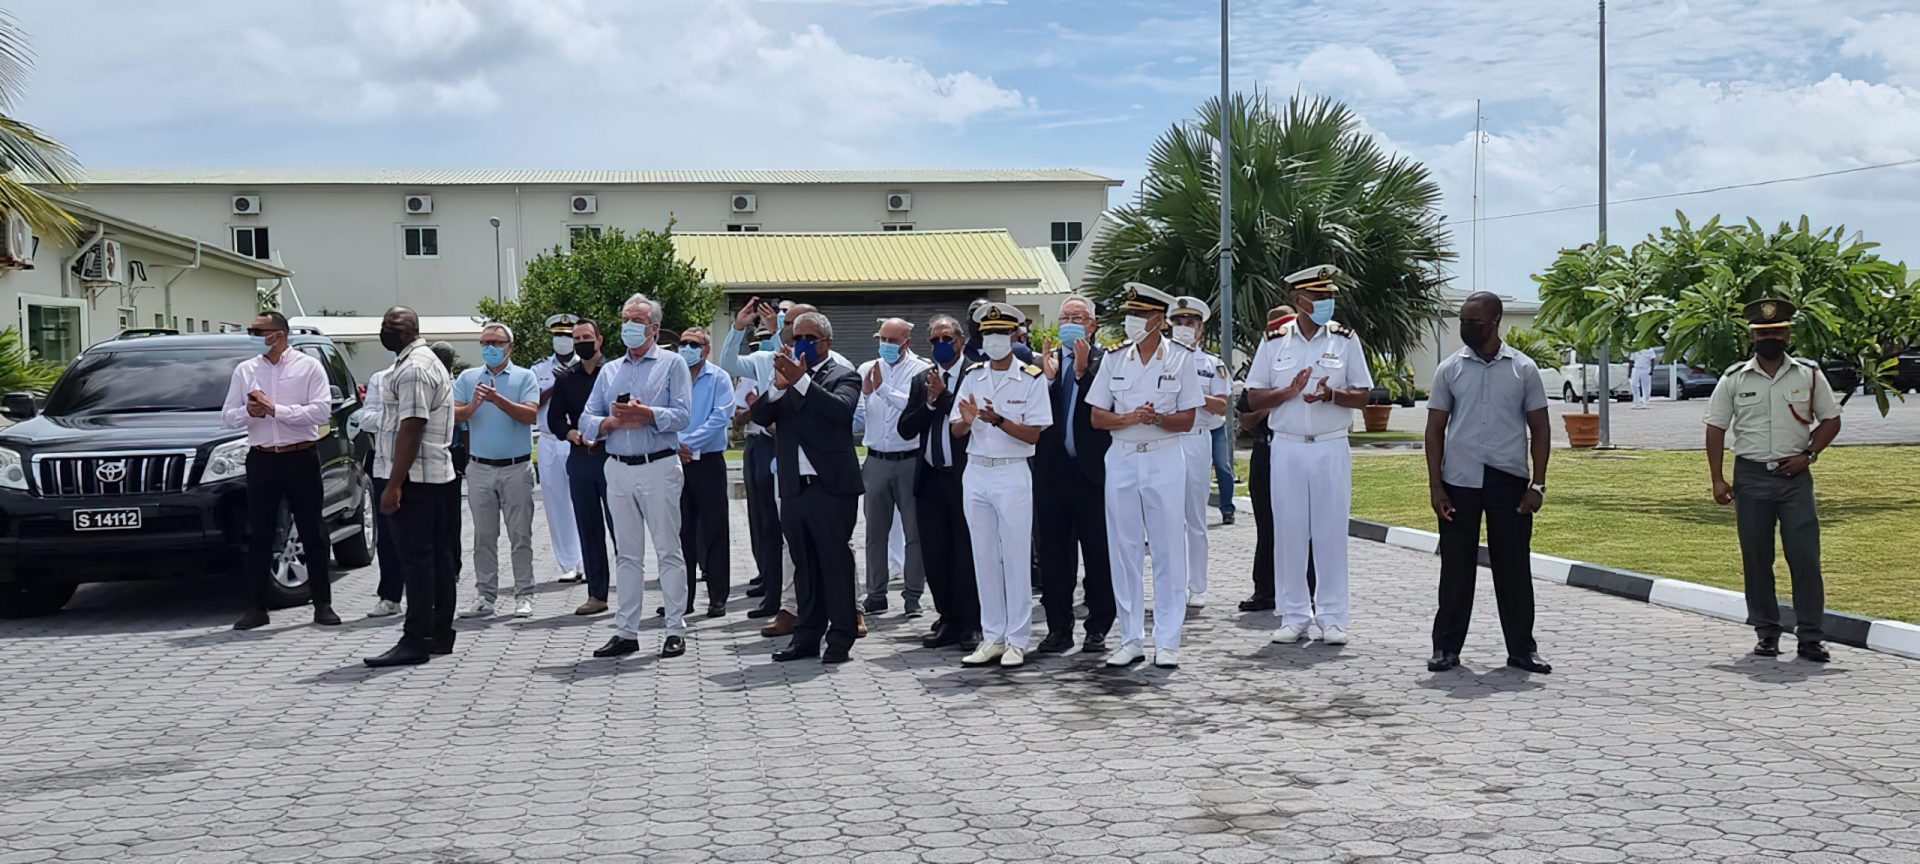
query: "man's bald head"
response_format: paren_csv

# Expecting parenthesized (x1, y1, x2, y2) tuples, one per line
(381, 306, 419, 352)
(1461, 291, 1503, 321)
(781, 303, 823, 344)
(876, 318, 913, 344)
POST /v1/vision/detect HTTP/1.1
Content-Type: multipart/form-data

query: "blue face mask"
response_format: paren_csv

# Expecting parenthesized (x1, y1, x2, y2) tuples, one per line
(775, 311, 787, 332)
(250, 335, 270, 355)
(678, 345, 704, 366)
(1308, 298, 1336, 325)
(876, 342, 902, 364)
(621, 321, 651, 351)
(760, 336, 778, 353)
(1056, 322, 1087, 346)
(931, 340, 958, 366)
(792, 336, 821, 366)
(481, 345, 507, 367)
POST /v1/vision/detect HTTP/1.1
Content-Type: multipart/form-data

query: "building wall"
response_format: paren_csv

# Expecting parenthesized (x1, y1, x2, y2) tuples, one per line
(65, 181, 1111, 322)
(0, 235, 259, 366)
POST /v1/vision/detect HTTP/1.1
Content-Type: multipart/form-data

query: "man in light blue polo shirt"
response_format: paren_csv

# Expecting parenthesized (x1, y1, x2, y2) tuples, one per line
(454, 322, 542, 619)
(676, 326, 736, 619)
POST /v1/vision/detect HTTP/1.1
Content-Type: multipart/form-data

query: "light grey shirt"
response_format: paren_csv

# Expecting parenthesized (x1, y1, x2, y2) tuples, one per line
(1428, 344, 1548, 489)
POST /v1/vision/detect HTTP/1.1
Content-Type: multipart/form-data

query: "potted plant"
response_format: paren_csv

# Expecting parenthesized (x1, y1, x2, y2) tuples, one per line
(1533, 243, 1636, 448)
(1362, 354, 1411, 433)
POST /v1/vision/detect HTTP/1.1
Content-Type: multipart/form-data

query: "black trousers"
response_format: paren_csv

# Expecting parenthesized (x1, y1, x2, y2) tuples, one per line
(245, 447, 332, 609)
(371, 476, 404, 603)
(566, 447, 615, 601)
(1734, 458, 1825, 640)
(680, 452, 730, 608)
(397, 479, 461, 648)
(1036, 456, 1115, 640)
(784, 481, 860, 652)
(1247, 438, 1275, 601)
(744, 435, 783, 611)
(916, 465, 979, 635)
(1433, 467, 1536, 657)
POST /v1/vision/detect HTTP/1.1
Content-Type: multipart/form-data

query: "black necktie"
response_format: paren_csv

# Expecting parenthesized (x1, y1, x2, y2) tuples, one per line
(929, 369, 950, 467)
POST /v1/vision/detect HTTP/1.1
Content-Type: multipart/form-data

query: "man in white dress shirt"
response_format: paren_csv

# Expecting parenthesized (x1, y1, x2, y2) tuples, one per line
(1169, 295, 1229, 611)
(857, 318, 932, 616)
(223, 311, 339, 631)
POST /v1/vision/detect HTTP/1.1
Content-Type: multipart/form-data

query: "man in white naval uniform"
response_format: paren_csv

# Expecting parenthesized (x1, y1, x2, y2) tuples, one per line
(1244, 265, 1374, 647)
(948, 302, 1053, 669)
(1085, 283, 1204, 669)
(532, 313, 583, 583)
(1168, 295, 1229, 610)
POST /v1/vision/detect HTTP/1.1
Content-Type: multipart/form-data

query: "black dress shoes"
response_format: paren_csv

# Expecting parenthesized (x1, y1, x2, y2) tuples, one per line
(233, 608, 270, 631)
(958, 630, 982, 652)
(706, 603, 726, 619)
(1238, 595, 1276, 612)
(861, 596, 887, 615)
(313, 604, 341, 626)
(922, 626, 960, 650)
(593, 637, 640, 658)
(1753, 636, 1782, 656)
(772, 644, 819, 662)
(745, 584, 767, 598)
(821, 646, 852, 664)
(660, 635, 685, 658)
(1082, 634, 1108, 655)
(1506, 653, 1553, 674)
(1797, 641, 1831, 663)
(1427, 650, 1461, 672)
(1221, 511, 1236, 525)
(364, 642, 430, 668)
(1034, 632, 1075, 654)
(746, 606, 778, 620)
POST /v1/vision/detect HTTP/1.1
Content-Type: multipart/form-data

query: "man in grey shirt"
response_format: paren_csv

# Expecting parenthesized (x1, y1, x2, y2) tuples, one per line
(1423, 292, 1552, 674)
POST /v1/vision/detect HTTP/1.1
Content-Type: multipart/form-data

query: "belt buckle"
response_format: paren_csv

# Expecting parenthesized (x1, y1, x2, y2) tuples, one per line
(1134, 441, 1151, 454)
(1303, 434, 1317, 444)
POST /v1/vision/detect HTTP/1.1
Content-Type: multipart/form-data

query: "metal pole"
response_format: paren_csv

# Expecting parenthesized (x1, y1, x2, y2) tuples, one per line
(492, 222, 504, 303)
(1596, 0, 1613, 448)
(1218, 0, 1235, 439)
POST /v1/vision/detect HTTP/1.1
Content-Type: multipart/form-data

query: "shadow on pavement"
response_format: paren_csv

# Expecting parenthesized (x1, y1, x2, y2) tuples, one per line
(1709, 655, 1848, 683)
(1416, 665, 1549, 697)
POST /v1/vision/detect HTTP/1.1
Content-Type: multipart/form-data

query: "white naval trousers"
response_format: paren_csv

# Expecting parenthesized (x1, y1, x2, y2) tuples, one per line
(606, 456, 688, 639)
(1631, 370, 1653, 407)
(1105, 438, 1189, 650)
(1271, 435, 1351, 630)
(963, 458, 1035, 650)
(1180, 433, 1211, 596)
(536, 433, 581, 573)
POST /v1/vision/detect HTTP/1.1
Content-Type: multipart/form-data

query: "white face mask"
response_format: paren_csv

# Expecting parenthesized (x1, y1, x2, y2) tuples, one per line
(983, 334, 1013, 361)
(552, 335, 574, 356)
(1171, 324, 1198, 346)
(1123, 315, 1151, 343)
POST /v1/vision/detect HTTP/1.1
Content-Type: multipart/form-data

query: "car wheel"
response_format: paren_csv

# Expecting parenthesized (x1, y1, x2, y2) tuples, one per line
(263, 509, 311, 610)
(332, 482, 375, 570)
(1677, 390, 1691, 401)
(0, 581, 77, 618)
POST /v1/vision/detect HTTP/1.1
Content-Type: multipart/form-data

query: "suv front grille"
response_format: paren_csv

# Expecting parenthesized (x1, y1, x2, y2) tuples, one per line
(35, 452, 192, 497)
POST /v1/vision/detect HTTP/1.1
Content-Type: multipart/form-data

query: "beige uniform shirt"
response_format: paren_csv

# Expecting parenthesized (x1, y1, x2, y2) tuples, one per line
(1704, 356, 1840, 462)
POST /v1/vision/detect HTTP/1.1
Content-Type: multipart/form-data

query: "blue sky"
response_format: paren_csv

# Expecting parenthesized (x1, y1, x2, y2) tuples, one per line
(16, 0, 1920, 297)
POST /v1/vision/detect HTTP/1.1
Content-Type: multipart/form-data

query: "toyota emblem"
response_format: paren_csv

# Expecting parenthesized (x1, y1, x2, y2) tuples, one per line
(95, 460, 127, 484)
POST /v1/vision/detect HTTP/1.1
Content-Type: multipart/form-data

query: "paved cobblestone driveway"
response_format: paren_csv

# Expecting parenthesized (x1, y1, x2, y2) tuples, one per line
(2, 499, 1917, 863)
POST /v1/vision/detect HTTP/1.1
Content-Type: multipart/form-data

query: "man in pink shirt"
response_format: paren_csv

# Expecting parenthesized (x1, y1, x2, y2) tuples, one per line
(222, 311, 339, 630)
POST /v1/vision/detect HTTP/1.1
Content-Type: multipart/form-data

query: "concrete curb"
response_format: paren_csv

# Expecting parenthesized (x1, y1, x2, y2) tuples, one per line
(1344, 516, 1916, 661)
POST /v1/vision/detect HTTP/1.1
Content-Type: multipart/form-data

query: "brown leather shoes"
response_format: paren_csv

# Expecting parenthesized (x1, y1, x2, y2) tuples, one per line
(760, 610, 797, 638)
(856, 612, 868, 639)
(575, 597, 608, 616)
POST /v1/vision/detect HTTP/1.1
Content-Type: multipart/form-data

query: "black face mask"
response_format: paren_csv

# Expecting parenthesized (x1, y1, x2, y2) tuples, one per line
(1754, 339, 1788, 361)
(575, 341, 597, 360)
(1459, 322, 1491, 349)
(379, 328, 409, 353)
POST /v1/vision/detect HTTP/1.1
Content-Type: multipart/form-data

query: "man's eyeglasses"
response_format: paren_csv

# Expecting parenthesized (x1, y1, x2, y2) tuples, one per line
(479, 340, 510, 348)
(929, 336, 956, 345)
(678, 341, 707, 350)
(245, 328, 283, 338)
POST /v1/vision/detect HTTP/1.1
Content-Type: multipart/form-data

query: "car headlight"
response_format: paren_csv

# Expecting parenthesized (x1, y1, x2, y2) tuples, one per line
(203, 438, 250, 483)
(0, 446, 25, 490)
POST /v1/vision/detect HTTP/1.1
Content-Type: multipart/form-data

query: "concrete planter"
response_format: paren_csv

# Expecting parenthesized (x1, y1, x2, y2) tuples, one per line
(1361, 404, 1393, 433)
(1563, 411, 1600, 448)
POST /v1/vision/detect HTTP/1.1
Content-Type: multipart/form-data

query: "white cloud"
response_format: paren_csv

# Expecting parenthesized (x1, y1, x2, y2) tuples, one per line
(1840, 13, 1920, 87)
(1265, 44, 1409, 104)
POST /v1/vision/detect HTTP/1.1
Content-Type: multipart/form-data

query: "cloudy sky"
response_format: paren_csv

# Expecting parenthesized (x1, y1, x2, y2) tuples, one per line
(12, 0, 1920, 297)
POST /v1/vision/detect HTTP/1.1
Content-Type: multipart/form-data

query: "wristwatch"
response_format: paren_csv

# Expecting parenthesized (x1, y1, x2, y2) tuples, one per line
(1803, 449, 1818, 463)
(989, 415, 1005, 428)
(1528, 482, 1547, 495)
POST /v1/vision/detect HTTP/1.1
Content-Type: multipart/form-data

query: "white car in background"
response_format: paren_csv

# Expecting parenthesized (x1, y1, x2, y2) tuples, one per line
(1539, 352, 1631, 403)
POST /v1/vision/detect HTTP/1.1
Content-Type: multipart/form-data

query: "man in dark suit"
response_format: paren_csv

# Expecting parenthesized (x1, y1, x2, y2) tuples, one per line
(898, 314, 980, 650)
(751, 310, 864, 664)
(1033, 295, 1116, 654)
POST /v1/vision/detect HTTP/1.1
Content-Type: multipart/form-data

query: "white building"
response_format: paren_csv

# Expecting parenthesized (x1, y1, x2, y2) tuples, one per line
(56, 169, 1119, 322)
(0, 195, 287, 366)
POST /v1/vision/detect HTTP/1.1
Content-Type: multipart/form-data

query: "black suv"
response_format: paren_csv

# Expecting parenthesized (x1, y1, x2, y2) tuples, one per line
(0, 329, 374, 617)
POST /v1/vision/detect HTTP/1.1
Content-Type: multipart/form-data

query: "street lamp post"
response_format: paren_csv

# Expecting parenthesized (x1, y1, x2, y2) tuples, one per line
(489, 217, 504, 303)
(1218, 0, 1235, 440)
(1596, 0, 1613, 448)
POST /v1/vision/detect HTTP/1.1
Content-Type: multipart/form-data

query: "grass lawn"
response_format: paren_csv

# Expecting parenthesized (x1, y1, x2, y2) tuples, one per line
(1238, 445, 1920, 623)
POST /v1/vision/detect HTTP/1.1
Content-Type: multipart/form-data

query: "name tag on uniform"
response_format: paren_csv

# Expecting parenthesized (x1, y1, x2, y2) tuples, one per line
(1739, 391, 1757, 398)
(1158, 374, 1177, 384)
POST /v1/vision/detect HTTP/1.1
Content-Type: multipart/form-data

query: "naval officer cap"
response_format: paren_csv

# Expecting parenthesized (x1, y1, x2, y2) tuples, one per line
(545, 313, 580, 334)
(1170, 295, 1212, 323)
(1744, 298, 1796, 334)
(1119, 282, 1176, 315)
(971, 301, 1025, 334)
(1284, 264, 1343, 293)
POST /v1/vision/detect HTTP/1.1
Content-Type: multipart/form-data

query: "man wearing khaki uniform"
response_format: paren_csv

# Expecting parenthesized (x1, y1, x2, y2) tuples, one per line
(1705, 298, 1843, 663)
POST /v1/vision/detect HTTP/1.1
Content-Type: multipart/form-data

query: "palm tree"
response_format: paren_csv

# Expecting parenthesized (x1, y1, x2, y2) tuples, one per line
(1085, 92, 1453, 371)
(0, 12, 79, 242)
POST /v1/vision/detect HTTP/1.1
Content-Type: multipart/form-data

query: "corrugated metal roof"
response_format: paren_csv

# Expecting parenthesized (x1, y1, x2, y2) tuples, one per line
(69, 168, 1121, 187)
(1011, 247, 1072, 296)
(673, 229, 1040, 291)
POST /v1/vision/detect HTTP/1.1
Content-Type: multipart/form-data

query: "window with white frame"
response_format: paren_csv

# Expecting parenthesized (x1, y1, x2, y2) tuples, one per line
(1050, 221, 1084, 262)
(22, 296, 86, 364)
(231, 226, 271, 260)
(726, 223, 760, 233)
(881, 222, 914, 232)
(568, 225, 604, 248)
(403, 226, 439, 258)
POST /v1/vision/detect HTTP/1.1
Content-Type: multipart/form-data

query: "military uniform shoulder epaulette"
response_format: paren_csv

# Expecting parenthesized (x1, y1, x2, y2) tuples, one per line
(963, 361, 987, 373)
(1263, 324, 1288, 340)
(1723, 361, 1747, 375)
(1022, 363, 1043, 378)
(1326, 321, 1355, 338)
(1791, 356, 1820, 369)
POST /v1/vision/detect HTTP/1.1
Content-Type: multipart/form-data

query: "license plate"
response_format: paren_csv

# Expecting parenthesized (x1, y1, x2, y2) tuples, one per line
(73, 508, 142, 531)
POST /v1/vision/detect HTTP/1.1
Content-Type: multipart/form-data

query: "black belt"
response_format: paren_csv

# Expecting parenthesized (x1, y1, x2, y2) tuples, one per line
(613, 449, 677, 466)
(252, 441, 316, 453)
(867, 449, 918, 461)
(472, 454, 532, 467)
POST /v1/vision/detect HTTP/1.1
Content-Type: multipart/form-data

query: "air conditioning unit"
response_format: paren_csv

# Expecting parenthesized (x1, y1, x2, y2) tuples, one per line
(404, 194, 433, 214)
(75, 239, 126, 286)
(730, 193, 757, 214)
(0, 211, 32, 270)
(231, 195, 261, 215)
(570, 194, 597, 215)
(885, 192, 912, 212)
